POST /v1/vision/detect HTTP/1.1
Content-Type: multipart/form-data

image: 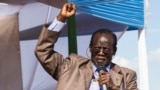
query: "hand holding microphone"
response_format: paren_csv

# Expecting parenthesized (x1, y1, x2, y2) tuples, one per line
(97, 63, 120, 90)
(98, 70, 110, 90)
(97, 64, 110, 90)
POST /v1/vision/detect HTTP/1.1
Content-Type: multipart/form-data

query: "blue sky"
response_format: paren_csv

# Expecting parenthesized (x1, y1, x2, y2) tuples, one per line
(114, 0, 160, 90)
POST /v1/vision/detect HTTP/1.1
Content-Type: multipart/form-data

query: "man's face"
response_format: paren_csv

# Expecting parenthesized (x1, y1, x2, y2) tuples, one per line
(90, 33, 115, 67)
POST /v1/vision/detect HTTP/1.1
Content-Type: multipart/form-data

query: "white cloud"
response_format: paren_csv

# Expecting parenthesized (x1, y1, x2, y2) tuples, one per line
(146, 29, 160, 33)
(113, 48, 160, 70)
(148, 48, 160, 62)
(112, 56, 139, 71)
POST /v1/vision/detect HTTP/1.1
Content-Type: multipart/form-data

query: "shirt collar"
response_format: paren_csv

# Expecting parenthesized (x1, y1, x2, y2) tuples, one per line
(92, 63, 111, 79)
(92, 63, 111, 73)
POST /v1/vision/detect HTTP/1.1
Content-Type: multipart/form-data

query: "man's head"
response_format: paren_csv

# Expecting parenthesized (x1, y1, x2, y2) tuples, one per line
(89, 28, 117, 67)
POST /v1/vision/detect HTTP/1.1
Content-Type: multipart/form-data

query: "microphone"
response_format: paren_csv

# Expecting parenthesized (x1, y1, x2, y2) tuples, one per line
(97, 62, 108, 90)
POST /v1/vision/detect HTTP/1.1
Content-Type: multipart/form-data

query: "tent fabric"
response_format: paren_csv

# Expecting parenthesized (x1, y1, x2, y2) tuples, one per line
(0, 0, 35, 5)
(20, 40, 57, 90)
(68, 0, 144, 30)
(19, 13, 129, 40)
(34, 0, 144, 30)
(0, 13, 23, 90)
(36, 0, 67, 8)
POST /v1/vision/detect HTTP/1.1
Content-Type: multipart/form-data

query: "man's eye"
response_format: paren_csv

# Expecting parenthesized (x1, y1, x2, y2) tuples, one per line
(94, 47, 99, 50)
(93, 47, 100, 51)
(104, 48, 109, 50)
(103, 48, 110, 52)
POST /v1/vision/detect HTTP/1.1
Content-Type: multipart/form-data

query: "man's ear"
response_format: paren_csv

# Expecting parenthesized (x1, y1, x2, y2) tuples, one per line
(89, 46, 92, 52)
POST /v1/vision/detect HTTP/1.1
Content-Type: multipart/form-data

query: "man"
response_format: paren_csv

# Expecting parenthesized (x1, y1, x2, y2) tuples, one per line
(35, 3, 138, 90)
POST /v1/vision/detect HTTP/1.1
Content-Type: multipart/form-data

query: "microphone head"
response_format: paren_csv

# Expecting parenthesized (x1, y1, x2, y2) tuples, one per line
(96, 62, 106, 72)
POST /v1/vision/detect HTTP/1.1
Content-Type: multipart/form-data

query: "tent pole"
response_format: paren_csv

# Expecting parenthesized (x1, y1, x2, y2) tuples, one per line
(138, 29, 149, 90)
(67, 15, 77, 54)
(138, 0, 150, 89)
(45, 6, 52, 24)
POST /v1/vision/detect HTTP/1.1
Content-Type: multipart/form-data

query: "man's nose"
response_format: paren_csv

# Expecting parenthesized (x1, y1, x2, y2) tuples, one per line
(98, 48, 105, 55)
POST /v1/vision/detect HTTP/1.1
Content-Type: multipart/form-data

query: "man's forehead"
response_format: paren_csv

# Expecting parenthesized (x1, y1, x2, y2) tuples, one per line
(93, 34, 114, 45)
(99, 36, 108, 41)
(94, 34, 112, 41)
(98, 37, 111, 45)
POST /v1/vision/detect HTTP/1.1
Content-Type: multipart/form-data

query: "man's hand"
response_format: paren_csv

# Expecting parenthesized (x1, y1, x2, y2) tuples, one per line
(98, 70, 110, 86)
(57, 3, 76, 22)
(98, 71, 119, 90)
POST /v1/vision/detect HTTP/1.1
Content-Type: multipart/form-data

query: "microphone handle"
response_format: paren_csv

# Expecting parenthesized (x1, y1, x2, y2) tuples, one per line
(102, 84, 108, 90)
(97, 62, 108, 90)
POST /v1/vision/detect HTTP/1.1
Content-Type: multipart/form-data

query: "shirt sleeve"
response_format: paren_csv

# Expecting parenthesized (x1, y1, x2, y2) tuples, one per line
(48, 18, 66, 32)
